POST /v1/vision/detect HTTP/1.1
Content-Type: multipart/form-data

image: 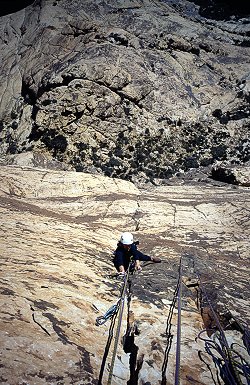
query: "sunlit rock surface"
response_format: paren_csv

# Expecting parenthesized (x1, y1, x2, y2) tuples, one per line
(0, 0, 249, 181)
(0, 165, 249, 384)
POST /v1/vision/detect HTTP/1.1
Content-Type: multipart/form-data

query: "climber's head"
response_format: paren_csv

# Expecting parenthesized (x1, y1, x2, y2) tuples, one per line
(120, 232, 133, 249)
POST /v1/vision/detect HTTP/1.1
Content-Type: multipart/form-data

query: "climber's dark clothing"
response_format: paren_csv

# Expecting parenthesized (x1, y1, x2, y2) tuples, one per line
(113, 242, 151, 271)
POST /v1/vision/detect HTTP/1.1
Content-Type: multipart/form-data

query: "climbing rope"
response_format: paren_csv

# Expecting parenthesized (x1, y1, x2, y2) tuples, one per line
(174, 256, 182, 385)
(198, 328, 250, 385)
(96, 262, 132, 385)
(107, 266, 131, 385)
(97, 307, 119, 385)
(161, 266, 181, 385)
(97, 251, 249, 385)
(230, 314, 250, 355)
(161, 256, 183, 385)
(198, 276, 248, 385)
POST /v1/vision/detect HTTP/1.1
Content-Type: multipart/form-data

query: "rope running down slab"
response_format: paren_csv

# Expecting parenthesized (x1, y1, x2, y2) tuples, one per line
(107, 265, 131, 385)
(174, 256, 183, 385)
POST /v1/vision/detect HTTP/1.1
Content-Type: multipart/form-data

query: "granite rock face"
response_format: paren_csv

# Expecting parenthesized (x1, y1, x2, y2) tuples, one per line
(0, 2, 250, 381)
(0, 0, 249, 182)
(211, 162, 250, 186)
(0, 165, 249, 384)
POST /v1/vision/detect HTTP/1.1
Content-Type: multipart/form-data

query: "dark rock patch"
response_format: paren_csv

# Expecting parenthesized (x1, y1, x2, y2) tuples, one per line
(188, 0, 250, 21)
(0, 0, 34, 17)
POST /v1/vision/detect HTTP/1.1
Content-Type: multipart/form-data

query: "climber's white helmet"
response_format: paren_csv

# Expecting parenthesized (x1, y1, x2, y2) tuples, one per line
(120, 232, 133, 245)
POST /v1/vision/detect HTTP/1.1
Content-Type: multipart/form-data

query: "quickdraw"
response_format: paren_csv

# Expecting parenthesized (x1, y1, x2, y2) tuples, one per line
(97, 261, 133, 385)
(107, 266, 131, 385)
(96, 302, 120, 326)
(96, 253, 249, 385)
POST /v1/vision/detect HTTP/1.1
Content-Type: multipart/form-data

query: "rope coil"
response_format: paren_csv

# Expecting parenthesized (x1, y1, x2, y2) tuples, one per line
(198, 276, 248, 385)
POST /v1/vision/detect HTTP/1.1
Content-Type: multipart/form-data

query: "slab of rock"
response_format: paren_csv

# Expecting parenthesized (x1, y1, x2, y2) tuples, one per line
(0, 165, 249, 384)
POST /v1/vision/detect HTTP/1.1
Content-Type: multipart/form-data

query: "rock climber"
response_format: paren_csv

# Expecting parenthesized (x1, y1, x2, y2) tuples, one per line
(113, 232, 161, 274)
